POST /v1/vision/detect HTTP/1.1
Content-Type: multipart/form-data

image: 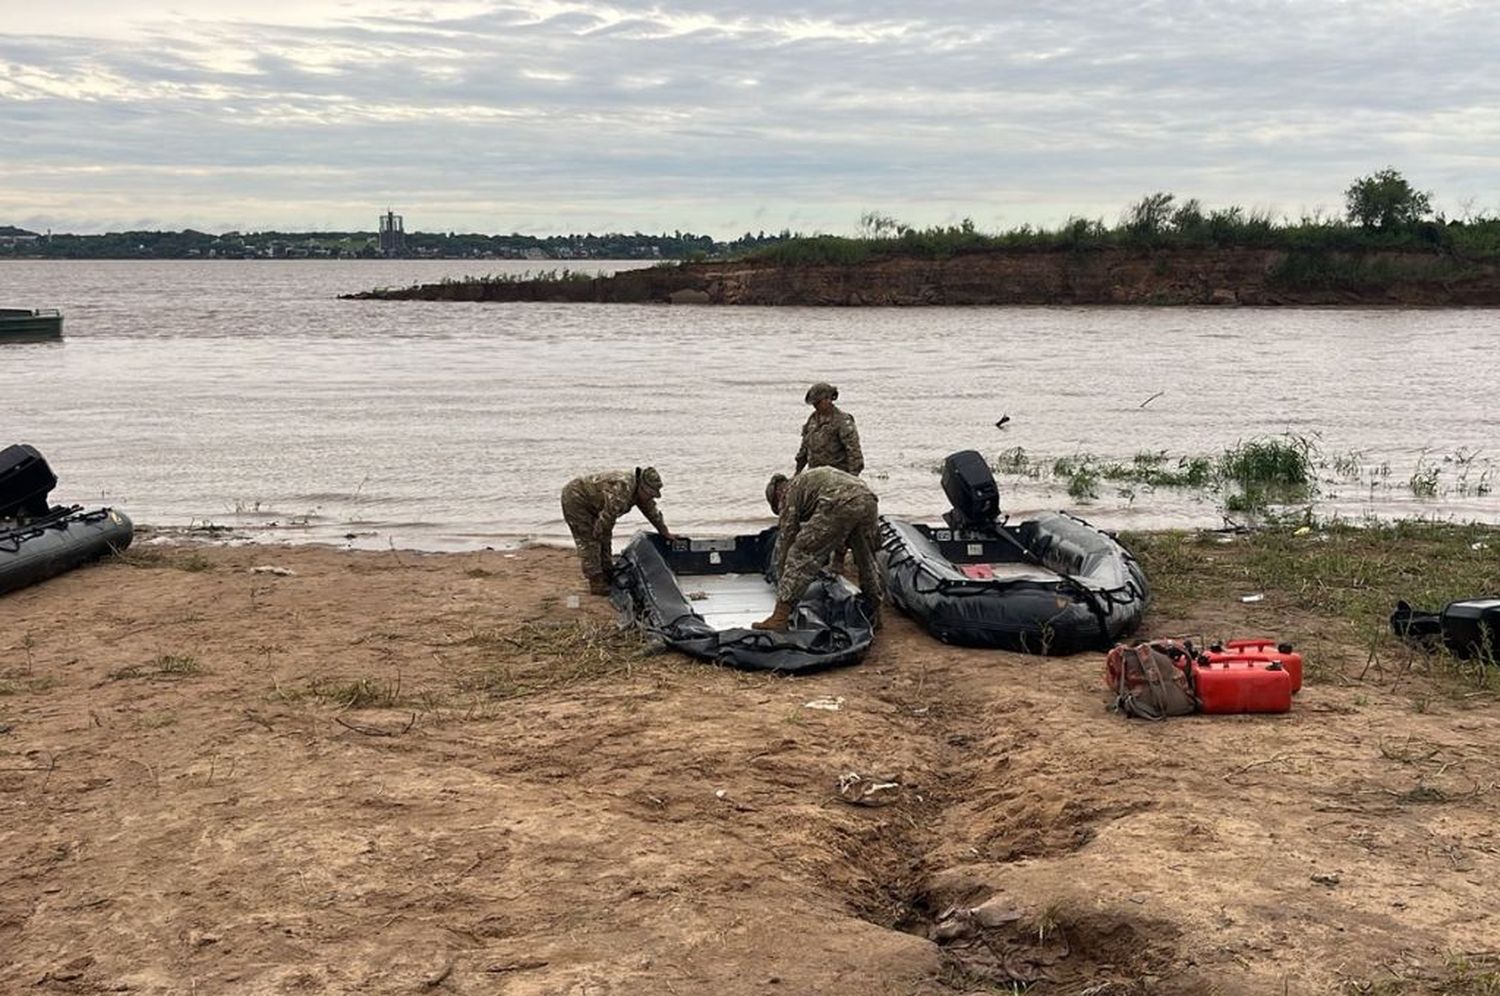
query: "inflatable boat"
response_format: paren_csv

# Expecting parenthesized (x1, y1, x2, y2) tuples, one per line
(610, 528, 876, 674)
(1, 506, 134, 596)
(1, 443, 133, 596)
(880, 451, 1148, 654)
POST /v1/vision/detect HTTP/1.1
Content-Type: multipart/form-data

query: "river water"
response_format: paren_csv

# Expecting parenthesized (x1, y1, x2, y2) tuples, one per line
(2, 259, 1496, 550)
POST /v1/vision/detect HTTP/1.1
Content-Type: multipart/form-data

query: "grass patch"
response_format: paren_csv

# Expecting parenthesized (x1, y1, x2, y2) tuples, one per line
(456, 620, 650, 699)
(1217, 435, 1316, 510)
(302, 675, 406, 708)
(110, 654, 203, 680)
(1124, 520, 1500, 691)
(0, 674, 61, 695)
(118, 548, 214, 572)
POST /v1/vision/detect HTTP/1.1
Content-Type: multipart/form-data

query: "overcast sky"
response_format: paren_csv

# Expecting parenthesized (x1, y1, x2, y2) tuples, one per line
(3, 1, 1498, 237)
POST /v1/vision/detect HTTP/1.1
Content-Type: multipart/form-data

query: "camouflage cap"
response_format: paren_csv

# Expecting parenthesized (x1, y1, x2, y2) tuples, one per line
(765, 472, 789, 510)
(804, 382, 839, 404)
(637, 466, 663, 497)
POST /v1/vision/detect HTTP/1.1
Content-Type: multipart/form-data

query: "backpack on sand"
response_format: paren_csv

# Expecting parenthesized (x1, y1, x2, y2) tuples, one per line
(1105, 640, 1199, 720)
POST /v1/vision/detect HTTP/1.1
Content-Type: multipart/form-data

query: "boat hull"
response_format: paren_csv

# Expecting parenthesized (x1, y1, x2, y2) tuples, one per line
(0, 507, 133, 596)
(0, 309, 63, 341)
(880, 512, 1148, 654)
(611, 528, 876, 674)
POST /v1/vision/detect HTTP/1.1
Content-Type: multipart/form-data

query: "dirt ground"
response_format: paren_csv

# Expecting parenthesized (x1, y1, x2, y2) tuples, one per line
(2, 536, 1497, 995)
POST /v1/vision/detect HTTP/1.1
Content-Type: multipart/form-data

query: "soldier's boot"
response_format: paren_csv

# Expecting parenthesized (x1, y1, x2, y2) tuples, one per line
(587, 575, 611, 596)
(752, 600, 795, 632)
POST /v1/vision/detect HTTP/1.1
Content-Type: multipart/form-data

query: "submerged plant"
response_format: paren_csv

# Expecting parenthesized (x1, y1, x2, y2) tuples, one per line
(1217, 434, 1318, 511)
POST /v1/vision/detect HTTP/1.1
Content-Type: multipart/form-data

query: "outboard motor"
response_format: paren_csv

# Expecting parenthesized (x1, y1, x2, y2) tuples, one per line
(940, 449, 1000, 529)
(0, 443, 58, 519)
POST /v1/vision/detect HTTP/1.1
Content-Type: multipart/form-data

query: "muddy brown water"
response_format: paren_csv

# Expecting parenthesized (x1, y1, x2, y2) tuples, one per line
(2, 259, 1496, 550)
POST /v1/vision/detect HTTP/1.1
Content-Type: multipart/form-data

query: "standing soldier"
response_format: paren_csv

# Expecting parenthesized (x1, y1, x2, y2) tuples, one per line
(560, 467, 676, 595)
(795, 382, 863, 476)
(753, 467, 883, 632)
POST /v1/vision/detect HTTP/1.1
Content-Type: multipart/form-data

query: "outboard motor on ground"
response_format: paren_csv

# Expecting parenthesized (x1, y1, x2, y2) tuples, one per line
(940, 449, 1000, 530)
(0, 443, 58, 519)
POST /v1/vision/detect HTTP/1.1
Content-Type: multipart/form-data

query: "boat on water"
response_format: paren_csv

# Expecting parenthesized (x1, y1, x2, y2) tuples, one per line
(610, 528, 877, 673)
(880, 450, 1148, 653)
(1, 443, 132, 596)
(0, 308, 63, 341)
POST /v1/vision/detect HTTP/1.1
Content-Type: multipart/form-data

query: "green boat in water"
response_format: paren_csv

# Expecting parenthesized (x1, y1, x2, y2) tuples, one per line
(0, 308, 63, 340)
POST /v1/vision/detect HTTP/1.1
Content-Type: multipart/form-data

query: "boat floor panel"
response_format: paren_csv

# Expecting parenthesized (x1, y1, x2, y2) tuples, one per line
(679, 573, 778, 630)
(956, 563, 1063, 583)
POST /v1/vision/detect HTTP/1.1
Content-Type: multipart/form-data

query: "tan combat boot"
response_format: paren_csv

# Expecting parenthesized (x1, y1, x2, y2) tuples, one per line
(751, 600, 794, 631)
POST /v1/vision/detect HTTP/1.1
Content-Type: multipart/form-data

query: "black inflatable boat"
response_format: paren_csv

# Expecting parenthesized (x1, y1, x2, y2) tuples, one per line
(610, 528, 876, 674)
(880, 451, 1148, 654)
(1, 443, 133, 596)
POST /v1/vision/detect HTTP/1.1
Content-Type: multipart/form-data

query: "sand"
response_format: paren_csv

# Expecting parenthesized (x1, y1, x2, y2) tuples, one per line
(2, 540, 1497, 995)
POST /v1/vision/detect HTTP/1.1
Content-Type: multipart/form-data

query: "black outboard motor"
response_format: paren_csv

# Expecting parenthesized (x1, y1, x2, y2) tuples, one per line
(941, 449, 1000, 529)
(0, 443, 58, 519)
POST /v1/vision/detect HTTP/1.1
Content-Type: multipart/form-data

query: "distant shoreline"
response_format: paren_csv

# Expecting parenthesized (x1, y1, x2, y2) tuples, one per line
(342, 246, 1500, 307)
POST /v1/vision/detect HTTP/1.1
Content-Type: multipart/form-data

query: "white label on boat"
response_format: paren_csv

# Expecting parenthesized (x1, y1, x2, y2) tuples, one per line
(709, 551, 721, 564)
(690, 538, 736, 552)
(967, 543, 983, 556)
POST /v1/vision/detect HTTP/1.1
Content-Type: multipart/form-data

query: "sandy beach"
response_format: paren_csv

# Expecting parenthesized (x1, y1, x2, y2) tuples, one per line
(2, 534, 1498, 995)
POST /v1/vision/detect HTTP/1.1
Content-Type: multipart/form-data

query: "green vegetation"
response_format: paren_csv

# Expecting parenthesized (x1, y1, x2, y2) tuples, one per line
(1217, 435, 1317, 510)
(1345, 168, 1434, 230)
(1017, 436, 1312, 511)
(0, 226, 787, 261)
(994, 435, 1495, 516)
(109, 654, 204, 680)
(15, 167, 1496, 272)
(744, 169, 1500, 268)
(457, 620, 650, 700)
(1126, 520, 1500, 691)
(434, 268, 597, 285)
(119, 548, 214, 572)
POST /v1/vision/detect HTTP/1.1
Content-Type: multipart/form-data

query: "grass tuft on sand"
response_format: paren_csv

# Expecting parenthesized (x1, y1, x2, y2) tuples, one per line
(457, 620, 651, 699)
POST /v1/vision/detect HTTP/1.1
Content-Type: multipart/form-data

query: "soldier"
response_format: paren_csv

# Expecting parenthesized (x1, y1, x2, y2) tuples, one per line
(752, 467, 883, 632)
(795, 382, 863, 476)
(560, 467, 676, 595)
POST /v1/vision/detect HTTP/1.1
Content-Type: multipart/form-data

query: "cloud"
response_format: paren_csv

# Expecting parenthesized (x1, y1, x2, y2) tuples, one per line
(3, 0, 1499, 233)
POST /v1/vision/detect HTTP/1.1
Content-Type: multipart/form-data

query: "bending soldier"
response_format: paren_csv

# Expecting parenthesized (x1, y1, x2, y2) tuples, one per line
(795, 382, 863, 476)
(560, 467, 675, 595)
(753, 467, 884, 632)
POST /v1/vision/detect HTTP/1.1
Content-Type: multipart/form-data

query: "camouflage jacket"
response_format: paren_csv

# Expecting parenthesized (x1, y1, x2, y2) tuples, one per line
(565, 471, 668, 540)
(795, 407, 863, 475)
(773, 466, 876, 572)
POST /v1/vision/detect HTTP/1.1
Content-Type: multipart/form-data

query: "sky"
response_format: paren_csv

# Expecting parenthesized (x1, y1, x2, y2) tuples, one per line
(2, 0, 1498, 237)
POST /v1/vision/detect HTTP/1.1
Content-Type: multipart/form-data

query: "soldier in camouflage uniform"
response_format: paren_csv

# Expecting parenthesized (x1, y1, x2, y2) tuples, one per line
(795, 381, 864, 573)
(560, 467, 676, 595)
(752, 467, 883, 632)
(795, 382, 863, 476)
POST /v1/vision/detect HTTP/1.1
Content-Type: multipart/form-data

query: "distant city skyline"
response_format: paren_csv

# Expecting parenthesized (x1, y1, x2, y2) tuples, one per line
(3, 1, 1498, 237)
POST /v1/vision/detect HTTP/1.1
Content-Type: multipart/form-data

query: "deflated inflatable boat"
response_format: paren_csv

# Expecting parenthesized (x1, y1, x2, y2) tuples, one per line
(610, 529, 876, 673)
(881, 451, 1148, 654)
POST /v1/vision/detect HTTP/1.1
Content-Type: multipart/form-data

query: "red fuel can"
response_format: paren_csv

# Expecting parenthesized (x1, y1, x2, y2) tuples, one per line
(1191, 658, 1293, 714)
(1206, 638, 1304, 693)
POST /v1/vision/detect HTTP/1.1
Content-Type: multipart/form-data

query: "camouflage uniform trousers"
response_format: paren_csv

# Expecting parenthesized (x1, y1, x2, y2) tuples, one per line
(560, 481, 614, 585)
(776, 491, 884, 606)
